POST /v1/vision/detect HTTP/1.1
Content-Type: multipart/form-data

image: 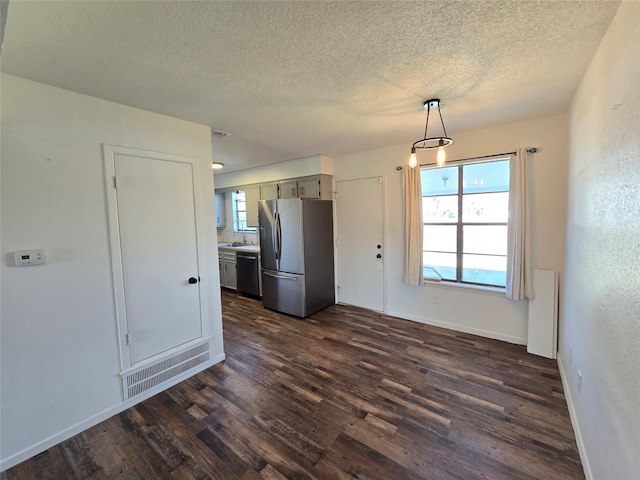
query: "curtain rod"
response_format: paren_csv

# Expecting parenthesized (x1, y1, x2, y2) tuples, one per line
(395, 147, 538, 171)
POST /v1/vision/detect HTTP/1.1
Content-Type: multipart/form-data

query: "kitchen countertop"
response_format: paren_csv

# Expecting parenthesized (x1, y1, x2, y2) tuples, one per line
(218, 244, 260, 253)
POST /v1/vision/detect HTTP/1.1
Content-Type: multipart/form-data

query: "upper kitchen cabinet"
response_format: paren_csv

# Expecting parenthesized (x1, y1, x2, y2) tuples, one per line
(260, 183, 279, 201)
(215, 192, 226, 227)
(278, 180, 298, 199)
(277, 175, 333, 200)
(298, 176, 332, 199)
(245, 186, 261, 228)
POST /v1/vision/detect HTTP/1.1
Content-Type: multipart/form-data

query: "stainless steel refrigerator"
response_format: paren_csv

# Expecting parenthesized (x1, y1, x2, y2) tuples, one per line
(259, 198, 334, 317)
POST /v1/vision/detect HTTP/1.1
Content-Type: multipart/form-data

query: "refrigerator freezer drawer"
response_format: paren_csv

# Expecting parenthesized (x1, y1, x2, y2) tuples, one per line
(262, 270, 305, 317)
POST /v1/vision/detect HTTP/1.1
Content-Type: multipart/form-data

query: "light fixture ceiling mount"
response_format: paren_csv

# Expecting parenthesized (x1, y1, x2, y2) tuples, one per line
(409, 98, 453, 168)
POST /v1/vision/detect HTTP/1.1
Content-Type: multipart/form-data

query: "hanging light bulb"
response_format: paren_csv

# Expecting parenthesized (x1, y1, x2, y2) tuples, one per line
(436, 140, 446, 167)
(408, 148, 417, 168)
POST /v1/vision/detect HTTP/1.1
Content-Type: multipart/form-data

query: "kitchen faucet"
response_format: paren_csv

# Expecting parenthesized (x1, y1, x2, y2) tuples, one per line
(233, 219, 247, 245)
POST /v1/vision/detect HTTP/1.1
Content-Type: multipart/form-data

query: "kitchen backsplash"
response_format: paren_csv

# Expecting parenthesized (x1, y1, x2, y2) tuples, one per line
(216, 226, 259, 245)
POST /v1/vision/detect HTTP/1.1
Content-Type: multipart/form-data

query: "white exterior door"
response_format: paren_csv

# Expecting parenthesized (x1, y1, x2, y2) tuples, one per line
(110, 151, 203, 365)
(335, 176, 385, 312)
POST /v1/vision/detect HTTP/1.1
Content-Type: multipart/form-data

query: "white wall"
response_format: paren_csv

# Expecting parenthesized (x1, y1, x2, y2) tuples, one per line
(0, 74, 224, 470)
(332, 113, 569, 344)
(561, 2, 639, 478)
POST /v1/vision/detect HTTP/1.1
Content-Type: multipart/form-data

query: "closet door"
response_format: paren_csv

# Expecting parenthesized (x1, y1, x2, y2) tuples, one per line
(110, 151, 202, 365)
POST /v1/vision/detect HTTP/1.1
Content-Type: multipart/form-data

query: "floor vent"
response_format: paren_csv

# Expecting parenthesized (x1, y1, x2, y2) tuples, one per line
(123, 342, 209, 400)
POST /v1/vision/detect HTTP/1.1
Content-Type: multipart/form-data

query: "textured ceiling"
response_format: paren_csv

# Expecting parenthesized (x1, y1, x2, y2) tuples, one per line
(1, 1, 620, 173)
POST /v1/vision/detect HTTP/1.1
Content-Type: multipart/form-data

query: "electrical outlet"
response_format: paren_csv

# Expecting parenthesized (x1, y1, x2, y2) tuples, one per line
(577, 369, 582, 393)
(432, 294, 440, 305)
(569, 346, 573, 364)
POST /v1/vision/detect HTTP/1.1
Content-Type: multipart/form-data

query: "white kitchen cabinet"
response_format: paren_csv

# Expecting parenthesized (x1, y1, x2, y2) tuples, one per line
(219, 250, 237, 290)
(260, 183, 279, 200)
(245, 186, 261, 228)
(279, 180, 298, 199)
(214, 192, 226, 227)
(297, 178, 320, 198)
(282, 175, 331, 199)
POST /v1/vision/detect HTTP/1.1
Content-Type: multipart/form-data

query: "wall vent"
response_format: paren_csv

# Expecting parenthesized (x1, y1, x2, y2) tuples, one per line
(123, 342, 209, 400)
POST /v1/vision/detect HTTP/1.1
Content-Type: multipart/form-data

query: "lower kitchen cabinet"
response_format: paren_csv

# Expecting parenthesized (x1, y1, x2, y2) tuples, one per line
(218, 251, 237, 290)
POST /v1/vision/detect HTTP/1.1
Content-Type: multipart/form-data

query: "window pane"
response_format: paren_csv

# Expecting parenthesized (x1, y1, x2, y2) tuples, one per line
(463, 160, 509, 194)
(423, 196, 458, 223)
(237, 212, 247, 222)
(462, 192, 508, 223)
(421, 166, 458, 196)
(423, 225, 457, 253)
(462, 254, 506, 286)
(463, 225, 507, 255)
(423, 252, 456, 281)
(237, 201, 246, 211)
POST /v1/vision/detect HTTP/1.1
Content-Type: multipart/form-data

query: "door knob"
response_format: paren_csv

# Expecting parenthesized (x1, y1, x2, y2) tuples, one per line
(377, 245, 382, 249)
(376, 253, 382, 259)
(188, 277, 198, 284)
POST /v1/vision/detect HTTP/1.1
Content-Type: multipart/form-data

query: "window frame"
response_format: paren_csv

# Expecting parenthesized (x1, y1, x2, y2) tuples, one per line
(421, 156, 510, 288)
(232, 190, 257, 233)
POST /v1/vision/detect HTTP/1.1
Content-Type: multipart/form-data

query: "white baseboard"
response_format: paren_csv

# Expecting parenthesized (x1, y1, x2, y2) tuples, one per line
(386, 309, 527, 345)
(0, 352, 226, 472)
(557, 355, 591, 480)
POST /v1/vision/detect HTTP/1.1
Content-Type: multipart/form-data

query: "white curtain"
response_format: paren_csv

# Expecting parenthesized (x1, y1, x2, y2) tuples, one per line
(506, 148, 535, 300)
(402, 165, 423, 285)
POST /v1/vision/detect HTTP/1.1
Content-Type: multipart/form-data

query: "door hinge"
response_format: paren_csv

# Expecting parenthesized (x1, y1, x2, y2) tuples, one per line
(333, 191, 338, 199)
(113, 176, 119, 189)
(125, 333, 131, 346)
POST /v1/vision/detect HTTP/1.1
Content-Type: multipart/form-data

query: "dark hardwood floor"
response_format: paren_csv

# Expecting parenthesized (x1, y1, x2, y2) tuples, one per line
(3, 291, 584, 479)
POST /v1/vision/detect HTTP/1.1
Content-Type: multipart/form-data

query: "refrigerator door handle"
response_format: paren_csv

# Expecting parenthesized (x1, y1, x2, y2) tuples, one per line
(273, 211, 280, 260)
(263, 270, 299, 281)
(276, 211, 283, 261)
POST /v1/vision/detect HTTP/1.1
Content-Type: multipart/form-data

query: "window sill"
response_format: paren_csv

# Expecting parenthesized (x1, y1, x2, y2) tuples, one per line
(422, 279, 506, 297)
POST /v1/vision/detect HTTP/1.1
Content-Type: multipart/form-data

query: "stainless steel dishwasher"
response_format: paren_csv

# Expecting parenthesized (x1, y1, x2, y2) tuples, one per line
(236, 250, 261, 296)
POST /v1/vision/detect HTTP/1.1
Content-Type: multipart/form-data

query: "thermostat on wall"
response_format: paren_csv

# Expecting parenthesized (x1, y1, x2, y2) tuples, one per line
(15, 249, 46, 266)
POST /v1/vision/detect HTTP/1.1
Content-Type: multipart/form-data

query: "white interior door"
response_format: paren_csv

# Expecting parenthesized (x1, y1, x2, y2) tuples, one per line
(114, 153, 202, 365)
(335, 176, 385, 311)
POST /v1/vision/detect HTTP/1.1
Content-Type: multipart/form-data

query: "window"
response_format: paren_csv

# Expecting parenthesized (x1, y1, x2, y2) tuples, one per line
(421, 158, 509, 287)
(232, 190, 256, 232)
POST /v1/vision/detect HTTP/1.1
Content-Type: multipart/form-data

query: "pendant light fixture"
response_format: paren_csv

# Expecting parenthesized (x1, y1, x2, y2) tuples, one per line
(409, 99, 453, 168)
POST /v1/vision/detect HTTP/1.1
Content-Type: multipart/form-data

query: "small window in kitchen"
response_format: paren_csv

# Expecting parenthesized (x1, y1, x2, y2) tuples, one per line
(421, 157, 510, 288)
(232, 190, 256, 232)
